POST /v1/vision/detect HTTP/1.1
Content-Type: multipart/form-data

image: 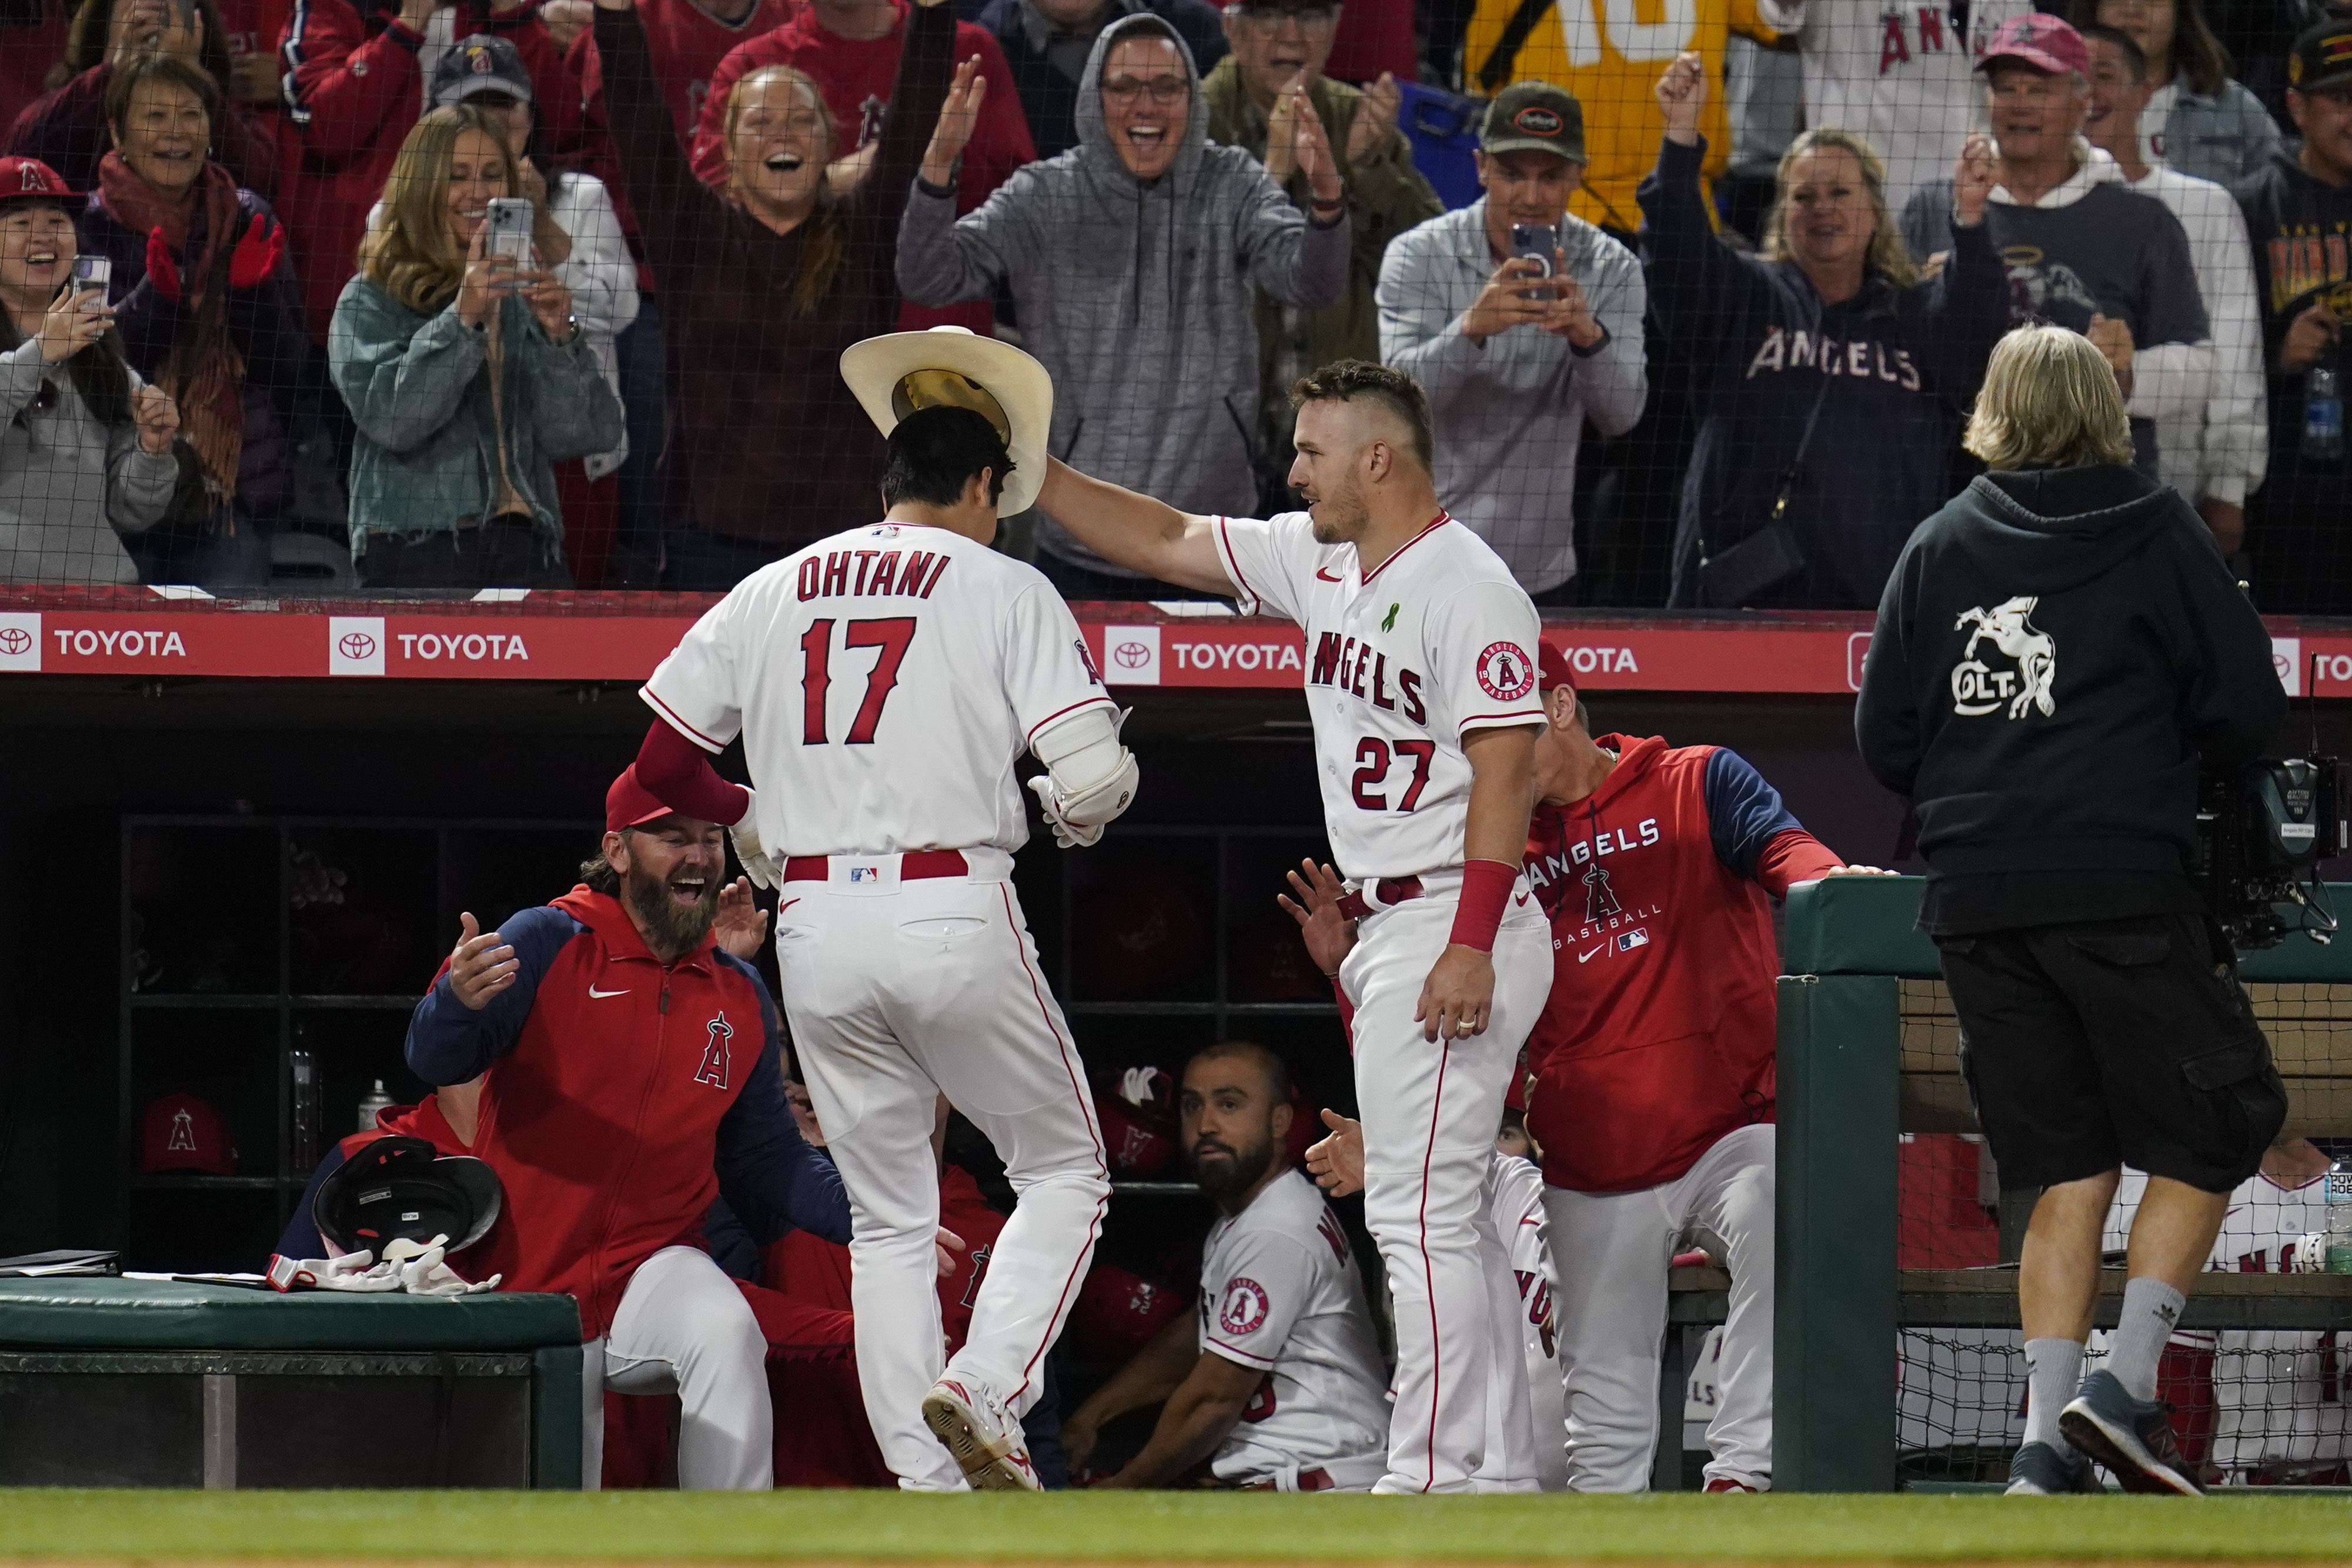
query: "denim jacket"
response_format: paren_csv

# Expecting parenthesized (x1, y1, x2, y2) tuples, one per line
(328, 275, 624, 557)
(2154, 77, 2281, 192)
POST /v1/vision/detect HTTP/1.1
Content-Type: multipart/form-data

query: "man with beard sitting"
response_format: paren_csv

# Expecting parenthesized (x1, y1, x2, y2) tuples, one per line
(1058, 1042, 1389, 1490)
(402, 762, 850, 1490)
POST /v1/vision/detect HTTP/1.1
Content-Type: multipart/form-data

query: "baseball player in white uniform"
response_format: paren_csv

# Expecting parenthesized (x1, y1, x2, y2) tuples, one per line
(633, 330, 1138, 1492)
(2096, 1138, 2351, 1480)
(1037, 359, 1551, 1494)
(1489, 1132, 1568, 1491)
(1064, 1043, 1391, 1490)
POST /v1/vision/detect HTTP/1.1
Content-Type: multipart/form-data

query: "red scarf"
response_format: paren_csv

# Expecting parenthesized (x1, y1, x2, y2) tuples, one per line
(98, 151, 245, 510)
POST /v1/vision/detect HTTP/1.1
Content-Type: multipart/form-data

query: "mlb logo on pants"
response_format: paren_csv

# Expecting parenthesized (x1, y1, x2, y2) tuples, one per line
(850, 866, 879, 884)
(1615, 930, 1649, 953)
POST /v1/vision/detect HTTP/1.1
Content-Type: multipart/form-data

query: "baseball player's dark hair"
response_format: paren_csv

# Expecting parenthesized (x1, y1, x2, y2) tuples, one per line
(880, 406, 1013, 510)
(1188, 1040, 1291, 1105)
(2075, 22, 2146, 81)
(1288, 360, 1435, 474)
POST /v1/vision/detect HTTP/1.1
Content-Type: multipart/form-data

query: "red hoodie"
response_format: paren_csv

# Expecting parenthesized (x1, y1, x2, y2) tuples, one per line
(1522, 734, 1840, 1195)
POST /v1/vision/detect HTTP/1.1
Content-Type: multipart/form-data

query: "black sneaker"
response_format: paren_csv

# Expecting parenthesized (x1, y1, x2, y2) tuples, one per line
(2060, 1369, 2205, 1495)
(2004, 1439, 2097, 1496)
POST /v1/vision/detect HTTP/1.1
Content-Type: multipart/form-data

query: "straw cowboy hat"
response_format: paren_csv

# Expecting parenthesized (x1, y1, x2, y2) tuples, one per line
(840, 326, 1053, 517)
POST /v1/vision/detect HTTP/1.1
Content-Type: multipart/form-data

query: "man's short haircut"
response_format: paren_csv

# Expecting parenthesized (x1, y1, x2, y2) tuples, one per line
(879, 405, 1013, 510)
(1186, 1040, 1292, 1105)
(2077, 23, 2147, 81)
(1289, 359, 1435, 474)
(1963, 323, 2134, 471)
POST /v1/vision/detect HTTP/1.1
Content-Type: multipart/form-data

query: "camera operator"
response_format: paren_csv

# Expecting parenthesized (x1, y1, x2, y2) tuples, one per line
(1856, 322, 2288, 1499)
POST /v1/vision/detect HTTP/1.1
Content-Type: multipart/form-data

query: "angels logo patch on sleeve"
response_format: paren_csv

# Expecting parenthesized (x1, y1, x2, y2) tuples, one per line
(1218, 1277, 1271, 1335)
(1477, 641, 1536, 702)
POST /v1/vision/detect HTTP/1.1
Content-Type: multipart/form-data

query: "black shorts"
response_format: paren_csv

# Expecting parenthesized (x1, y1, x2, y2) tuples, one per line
(1935, 911, 2288, 1195)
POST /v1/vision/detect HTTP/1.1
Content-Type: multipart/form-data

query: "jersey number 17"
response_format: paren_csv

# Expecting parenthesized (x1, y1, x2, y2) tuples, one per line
(801, 617, 917, 744)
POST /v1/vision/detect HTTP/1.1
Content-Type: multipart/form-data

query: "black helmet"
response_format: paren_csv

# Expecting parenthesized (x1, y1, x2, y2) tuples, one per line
(313, 1135, 504, 1254)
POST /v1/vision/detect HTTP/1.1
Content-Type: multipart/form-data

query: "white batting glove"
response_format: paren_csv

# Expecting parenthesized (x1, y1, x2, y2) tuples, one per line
(268, 1249, 402, 1292)
(2292, 1232, 2328, 1273)
(729, 788, 781, 891)
(1027, 773, 1104, 850)
(382, 1235, 500, 1296)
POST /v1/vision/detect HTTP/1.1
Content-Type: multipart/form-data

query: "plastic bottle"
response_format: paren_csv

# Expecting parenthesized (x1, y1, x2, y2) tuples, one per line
(289, 1047, 319, 1174)
(357, 1079, 395, 1133)
(2304, 350, 2344, 464)
(2326, 1162, 2352, 1274)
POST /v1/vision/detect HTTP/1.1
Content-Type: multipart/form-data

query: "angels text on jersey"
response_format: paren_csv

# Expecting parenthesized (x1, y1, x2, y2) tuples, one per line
(1527, 818, 1666, 954)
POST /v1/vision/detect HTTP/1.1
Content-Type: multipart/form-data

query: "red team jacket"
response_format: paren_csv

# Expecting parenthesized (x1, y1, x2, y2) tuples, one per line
(399, 885, 847, 1338)
(1523, 735, 1840, 1195)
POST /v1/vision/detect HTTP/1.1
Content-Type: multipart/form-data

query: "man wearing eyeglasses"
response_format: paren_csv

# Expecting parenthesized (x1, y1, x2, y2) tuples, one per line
(1205, 0, 1440, 511)
(978, 0, 1228, 160)
(897, 10, 1351, 599)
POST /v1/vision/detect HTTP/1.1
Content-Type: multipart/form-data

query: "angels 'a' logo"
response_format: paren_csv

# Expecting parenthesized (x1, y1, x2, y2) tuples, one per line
(166, 1109, 198, 1152)
(1950, 596, 2056, 719)
(1583, 861, 1622, 924)
(695, 1013, 734, 1089)
(1218, 1276, 1270, 1335)
(1476, 641, 1535, 702)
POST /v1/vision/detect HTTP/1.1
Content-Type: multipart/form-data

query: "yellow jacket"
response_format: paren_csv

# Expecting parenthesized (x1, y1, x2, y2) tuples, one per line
(1463, 0, 1796, 232)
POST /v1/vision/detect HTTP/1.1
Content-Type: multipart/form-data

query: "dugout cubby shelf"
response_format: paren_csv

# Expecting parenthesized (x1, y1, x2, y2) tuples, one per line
(118, 815, 599, 1269)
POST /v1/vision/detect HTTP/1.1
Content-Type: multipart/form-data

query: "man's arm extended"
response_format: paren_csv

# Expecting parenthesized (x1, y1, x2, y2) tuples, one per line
(1092, 1338, 1263, 1488)
(1036, 457, 1238, 595)
(1061, 1308, 1200, 1475)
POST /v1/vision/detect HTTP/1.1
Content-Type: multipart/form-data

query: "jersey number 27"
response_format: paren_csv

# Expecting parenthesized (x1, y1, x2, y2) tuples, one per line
(801, 617, 917, 744)
(1352, 737, 1436, 812)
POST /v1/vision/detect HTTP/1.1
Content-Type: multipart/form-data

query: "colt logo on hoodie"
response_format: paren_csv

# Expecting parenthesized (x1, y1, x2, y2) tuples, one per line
(1950, 597, 2056, 718)
(696, 1013, 734, 1089)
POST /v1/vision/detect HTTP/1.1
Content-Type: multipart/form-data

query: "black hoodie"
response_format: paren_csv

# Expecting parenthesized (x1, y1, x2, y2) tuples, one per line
(1855, 463, 2284, 932)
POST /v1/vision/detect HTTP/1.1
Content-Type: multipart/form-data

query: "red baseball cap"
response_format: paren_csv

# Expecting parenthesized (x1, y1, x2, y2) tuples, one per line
(0, 158, 73, 204)
(140, 1092, 237, 1176)
(1538, 640, 1576, 695)
(1977, 14, 2090, 78)
(604, 764, 679, 832)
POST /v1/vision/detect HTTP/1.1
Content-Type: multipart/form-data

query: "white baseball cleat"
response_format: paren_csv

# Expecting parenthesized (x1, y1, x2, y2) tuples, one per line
(921, 1376, 1041, 1492)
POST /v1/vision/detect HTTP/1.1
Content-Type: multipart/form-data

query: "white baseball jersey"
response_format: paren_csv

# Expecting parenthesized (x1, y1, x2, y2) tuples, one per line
(641, 523, 1114, 857)
(1212, 512, 1545, 881)
(1198, 1168, 1390, 1483)
(2101, 1167, 2352, 1473)
(1796, 0, 2030, 206)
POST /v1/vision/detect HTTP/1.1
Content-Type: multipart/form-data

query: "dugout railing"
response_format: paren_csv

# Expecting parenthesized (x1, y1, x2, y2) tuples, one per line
(1775, 876, 2352, 1493)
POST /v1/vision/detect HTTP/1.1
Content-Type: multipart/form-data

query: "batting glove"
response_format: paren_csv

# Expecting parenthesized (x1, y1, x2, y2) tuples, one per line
(1027, 773, 1103, 850)
(382, 1235, 500, 1296)
(729, 790, 782, 891)
(267, 1249, 401, 1292)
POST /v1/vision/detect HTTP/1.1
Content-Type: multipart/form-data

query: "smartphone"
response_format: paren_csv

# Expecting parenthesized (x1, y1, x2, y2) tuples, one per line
(485, 198, 534, 267)
(71, 254, 111, 297)
(1508, 222, 1557, 300)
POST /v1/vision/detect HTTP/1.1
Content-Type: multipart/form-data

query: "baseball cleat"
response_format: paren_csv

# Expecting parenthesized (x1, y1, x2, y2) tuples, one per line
(2004, 1439, 2098, 1496)
(2059, 1370, 2204, 1495)
(921, 1376, 1041, 1492)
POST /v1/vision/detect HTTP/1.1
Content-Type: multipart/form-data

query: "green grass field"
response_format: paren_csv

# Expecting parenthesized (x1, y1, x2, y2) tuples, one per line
(5, 1490, 2352, 1563)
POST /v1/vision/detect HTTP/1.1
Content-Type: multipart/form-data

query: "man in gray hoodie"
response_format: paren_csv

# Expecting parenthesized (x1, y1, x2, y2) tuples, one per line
(896, 11, 1350, 597)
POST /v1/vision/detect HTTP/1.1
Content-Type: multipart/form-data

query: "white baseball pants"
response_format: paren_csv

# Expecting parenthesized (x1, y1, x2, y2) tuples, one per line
(775, 858, 1108, 1491)
(1337, 885, 1550, 1495)
(580, 1244, 773, 1490)
(1543, 1122, 1776, 1492)
(1475, 1157, 1551, 1493)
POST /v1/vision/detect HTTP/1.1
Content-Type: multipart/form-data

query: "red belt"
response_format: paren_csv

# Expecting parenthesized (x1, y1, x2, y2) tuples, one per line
(1335, 877, 1422, 922)
(780, 850, 969, 883)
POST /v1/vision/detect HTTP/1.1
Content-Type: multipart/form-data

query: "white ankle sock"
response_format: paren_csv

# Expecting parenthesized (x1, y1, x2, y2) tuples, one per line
(2023, 1336, 2085, 1449)
(2109, 1277, 2186, 1402)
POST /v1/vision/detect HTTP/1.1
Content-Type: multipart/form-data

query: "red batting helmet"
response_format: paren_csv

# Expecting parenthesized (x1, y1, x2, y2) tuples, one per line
(1095, 1065, 1178, 1178)
(1066, 1263, 1184, 1363)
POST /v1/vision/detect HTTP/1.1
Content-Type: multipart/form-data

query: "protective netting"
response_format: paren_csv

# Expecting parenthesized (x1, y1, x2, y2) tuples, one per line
(0, 0, 2335, 607)
(1895, 976, 2352, 1487)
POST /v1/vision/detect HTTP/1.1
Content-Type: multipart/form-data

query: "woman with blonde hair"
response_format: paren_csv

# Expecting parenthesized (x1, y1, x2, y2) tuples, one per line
(1639, 52, 2014, 610)
(589, 0, 971, 589)
(327, 103, 622, 589)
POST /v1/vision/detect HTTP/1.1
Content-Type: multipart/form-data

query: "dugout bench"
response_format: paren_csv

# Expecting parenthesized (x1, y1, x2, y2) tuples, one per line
(0, 1278, 582, 1488)
(1775, 876, 2352, 1492)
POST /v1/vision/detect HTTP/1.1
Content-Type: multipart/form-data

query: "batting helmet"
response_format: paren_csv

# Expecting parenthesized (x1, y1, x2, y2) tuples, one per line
(1066, 1263, 1185, 1363)
(314, 1135, 504, 1255)
(1095, 1065, 1178, 1178)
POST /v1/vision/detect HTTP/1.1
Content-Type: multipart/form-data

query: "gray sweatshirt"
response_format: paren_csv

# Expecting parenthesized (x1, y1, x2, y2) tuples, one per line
(0, 339, 176, 585)
(896, 11, 1349, 576)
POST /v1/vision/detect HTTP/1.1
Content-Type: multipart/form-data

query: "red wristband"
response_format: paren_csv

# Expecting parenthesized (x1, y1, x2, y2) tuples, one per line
(1448, 858, 1517, 954)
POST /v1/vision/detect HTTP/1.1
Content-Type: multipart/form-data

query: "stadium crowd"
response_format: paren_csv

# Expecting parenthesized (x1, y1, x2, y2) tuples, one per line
(2, 0, 2347, 608)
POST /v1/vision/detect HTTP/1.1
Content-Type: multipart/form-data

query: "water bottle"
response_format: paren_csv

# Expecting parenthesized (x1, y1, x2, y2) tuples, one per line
(357, 1079, 395, 1133)
(2326, 1162, 2352, 1274)
(289, 1047, 319, 1174)
(2304, 351, 2344, 463)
